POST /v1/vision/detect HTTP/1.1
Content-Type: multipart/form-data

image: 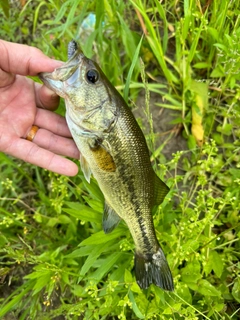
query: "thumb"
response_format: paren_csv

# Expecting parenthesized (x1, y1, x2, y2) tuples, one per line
(0, 68, 15, 88)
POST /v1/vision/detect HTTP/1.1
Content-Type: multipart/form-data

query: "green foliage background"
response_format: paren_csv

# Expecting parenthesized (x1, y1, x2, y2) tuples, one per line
(0, 0, 240, 319)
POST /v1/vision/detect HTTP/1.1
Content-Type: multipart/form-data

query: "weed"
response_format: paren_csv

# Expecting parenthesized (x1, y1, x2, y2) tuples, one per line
(0, 0, 239, 319)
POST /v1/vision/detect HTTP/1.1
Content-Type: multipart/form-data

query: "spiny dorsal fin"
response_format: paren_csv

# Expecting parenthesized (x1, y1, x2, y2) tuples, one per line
(103, 202, 121, 234)
(154, 174, 169, 206)
(68, 40, 78, 59)
(80, 154, 92, 183)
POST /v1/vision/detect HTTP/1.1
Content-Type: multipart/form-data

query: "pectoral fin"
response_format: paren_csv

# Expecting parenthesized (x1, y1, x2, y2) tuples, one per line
(154, 174, 170, 205)
(90, 142, 116, 172)
(103, 202, 121, 234)
(80, 154, 92, 183)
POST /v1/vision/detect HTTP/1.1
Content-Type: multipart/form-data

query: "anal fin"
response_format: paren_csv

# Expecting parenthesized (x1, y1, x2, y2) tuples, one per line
(103, 202, 121, 234)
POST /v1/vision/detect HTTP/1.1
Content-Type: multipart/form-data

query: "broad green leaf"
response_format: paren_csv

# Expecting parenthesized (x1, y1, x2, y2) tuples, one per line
(187, 282, 198, 291)
(176, 283, 192, 304)
(46, 217, 59, 227)
(65, 246, 97, 259)
(90, 252, 122, 281)
(182, 239, 199, 253)
(193, 62, 211, 69)
(79, 227, 125, 246)
(153, 286, 166, 304)
(163, 307, 174, 315)
(232, 280, 240, 303)
(207, 27, 219, 41)
(124, 269, 133, 284)
(25, 269, 50, 280)
(229, 169, 240, 178)
(0, 234, 8, 247)
(163, 303, 181, 315)
(83, 180, 104, 201)
(217, 123, 233, 136)
(110, 262, 130, 282)
(58, 214, 72, 224)
(51, 245, 68, 259)
(210, 66, 225, 77)
(131, 282, 142, 294)
(63, 202, 102, 223)
(187, 135, 197, 150)
(72, 285, 85, 297)
(83, 198, 103, 213)
(80, 242, 110, 277)
(213, 43, 228, 52)
(197, 279, 221, 297)
(204, 251, 224, 278)
(32, 274, 52, 295)
(129, 291, 145, 319)
(181, 260, 202, 283)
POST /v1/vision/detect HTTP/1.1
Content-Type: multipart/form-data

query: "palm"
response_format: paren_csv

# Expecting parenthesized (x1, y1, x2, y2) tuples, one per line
(0, 39, 80, 176)
(1, 76, 36, 150)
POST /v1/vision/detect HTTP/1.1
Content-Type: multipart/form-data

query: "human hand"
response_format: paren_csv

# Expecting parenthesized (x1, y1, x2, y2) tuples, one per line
(0, 40, 80, 176)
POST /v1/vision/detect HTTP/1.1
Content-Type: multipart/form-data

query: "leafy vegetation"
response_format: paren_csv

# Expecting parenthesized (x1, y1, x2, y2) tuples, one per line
(0, 0, 240, 319)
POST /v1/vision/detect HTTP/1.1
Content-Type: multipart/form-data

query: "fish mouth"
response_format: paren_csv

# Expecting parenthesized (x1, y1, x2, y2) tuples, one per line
(38, 46, 86, 90)
(39, 63, 79, 85)
(38, 70, 64, 94)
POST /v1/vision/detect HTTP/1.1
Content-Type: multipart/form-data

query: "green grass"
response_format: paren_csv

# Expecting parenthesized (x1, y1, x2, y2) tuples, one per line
(0, 0, 240, 319)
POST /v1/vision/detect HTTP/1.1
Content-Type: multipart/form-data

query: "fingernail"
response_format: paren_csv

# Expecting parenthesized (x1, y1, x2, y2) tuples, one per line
(52, 60, 64, 68)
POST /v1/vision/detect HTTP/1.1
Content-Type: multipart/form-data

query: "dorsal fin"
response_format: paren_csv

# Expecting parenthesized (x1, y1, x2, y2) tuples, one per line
(154, 174, 169, 206)
(103, 202, 121, 234)
(68, 40, 78, 59)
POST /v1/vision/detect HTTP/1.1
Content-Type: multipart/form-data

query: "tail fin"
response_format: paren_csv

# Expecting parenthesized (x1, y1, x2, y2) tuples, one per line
(134, 248, 174, 291)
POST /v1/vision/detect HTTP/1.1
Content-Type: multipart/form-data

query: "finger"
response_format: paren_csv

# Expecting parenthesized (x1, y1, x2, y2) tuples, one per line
(7, 137, 79, 176)
(35, 82, 60, 110)
(0, 68, 15, 87)
(0, 40, 63, 76)
(34, 108, 72, 137)
(33, 128, 80, 159)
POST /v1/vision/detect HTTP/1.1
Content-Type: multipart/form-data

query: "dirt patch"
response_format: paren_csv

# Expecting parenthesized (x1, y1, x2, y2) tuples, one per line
(133, 90, 187, 160)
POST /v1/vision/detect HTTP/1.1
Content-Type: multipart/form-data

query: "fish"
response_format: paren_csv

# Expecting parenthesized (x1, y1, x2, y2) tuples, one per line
(39, 41, 174, 291)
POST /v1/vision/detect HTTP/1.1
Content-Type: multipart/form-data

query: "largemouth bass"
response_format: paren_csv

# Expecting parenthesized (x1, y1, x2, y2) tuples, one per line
(39, 41, 174, 291)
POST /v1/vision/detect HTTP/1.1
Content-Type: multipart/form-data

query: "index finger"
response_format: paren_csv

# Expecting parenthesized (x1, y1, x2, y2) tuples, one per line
(0, 40, 62, 76)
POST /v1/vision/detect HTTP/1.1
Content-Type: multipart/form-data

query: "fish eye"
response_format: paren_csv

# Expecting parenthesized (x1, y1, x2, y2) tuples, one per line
(86, 69, 99, 84)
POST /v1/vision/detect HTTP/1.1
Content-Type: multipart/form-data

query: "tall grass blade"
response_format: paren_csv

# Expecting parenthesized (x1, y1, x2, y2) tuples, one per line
(123, 36, 143, 101)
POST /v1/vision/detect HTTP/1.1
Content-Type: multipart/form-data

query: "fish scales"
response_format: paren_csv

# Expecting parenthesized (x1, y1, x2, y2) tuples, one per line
(39, 41, 174, 291)
(94, 106, 157, 253)
(105, 107, 157, 251)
